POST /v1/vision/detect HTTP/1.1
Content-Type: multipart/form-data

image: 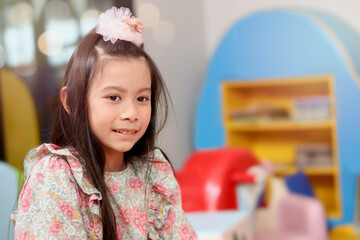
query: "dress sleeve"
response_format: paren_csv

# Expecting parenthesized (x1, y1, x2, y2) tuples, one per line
(147, 149, 197, 240)
(12, 153, 89, 239)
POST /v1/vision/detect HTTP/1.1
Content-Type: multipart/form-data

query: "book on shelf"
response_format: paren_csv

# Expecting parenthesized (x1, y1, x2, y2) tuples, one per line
(292, 96, 330, 121)
(296, 144, 333, 167)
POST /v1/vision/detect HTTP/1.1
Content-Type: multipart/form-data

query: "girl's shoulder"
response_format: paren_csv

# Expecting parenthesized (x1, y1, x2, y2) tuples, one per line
(130, 148, 173, 175)
(151, 148, 174, 174)
(130, 148, 177, 196)
(24, 143, 101, 200)
(23, 143, 82, 178)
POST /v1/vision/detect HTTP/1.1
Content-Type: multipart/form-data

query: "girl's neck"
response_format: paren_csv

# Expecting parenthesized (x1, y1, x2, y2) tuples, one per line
(104, 150, 126, 172)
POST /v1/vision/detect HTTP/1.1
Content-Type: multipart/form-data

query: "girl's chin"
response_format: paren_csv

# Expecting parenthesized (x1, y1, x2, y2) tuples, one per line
(102, 144, 136, 155)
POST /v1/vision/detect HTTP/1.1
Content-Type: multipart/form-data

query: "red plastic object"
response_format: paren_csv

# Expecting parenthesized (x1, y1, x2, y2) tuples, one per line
(176, 148, 259, 212)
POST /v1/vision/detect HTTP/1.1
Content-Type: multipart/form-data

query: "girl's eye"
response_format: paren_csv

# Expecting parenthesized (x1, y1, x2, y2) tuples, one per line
(137, 96, 149, 102)
(108, 95, 120, 101)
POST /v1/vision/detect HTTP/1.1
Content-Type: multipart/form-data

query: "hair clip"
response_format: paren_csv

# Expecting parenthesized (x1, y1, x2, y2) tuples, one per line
(96, 7, 144, 46)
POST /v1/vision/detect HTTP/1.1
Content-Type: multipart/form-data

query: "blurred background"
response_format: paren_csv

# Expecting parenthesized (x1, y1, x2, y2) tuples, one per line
(2, 0, 360, 239)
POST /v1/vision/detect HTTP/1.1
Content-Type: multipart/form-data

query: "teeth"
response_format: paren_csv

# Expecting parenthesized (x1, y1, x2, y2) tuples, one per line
(114, 130, 136, 134)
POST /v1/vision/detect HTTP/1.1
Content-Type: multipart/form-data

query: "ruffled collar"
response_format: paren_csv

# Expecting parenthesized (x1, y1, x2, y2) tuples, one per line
(24, 143, 102, 215)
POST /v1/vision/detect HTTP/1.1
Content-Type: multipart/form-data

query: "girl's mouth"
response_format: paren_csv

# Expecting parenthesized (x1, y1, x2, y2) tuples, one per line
(112, 129, 138, 135)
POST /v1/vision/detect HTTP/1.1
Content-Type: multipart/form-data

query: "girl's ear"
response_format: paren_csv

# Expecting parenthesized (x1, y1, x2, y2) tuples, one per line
(60, 86, 70, 114)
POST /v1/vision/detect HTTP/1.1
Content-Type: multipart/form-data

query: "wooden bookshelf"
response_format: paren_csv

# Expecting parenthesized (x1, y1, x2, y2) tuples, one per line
(222, 75, 341, 218)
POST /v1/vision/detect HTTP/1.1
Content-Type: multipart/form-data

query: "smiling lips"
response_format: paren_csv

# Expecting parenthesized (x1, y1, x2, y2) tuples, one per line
(112, 129, 138, 135)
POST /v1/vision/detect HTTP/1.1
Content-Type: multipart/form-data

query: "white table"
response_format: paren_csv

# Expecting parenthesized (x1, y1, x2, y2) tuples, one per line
(186, 210, 253, 240)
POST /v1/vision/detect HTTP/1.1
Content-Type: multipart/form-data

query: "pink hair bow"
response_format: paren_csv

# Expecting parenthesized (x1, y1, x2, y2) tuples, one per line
(96, 7, 144, 47)
(124, 18, 145, 33)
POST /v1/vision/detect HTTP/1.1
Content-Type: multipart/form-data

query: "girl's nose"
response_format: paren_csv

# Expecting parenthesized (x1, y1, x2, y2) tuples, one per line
(120, 103, 138, 121)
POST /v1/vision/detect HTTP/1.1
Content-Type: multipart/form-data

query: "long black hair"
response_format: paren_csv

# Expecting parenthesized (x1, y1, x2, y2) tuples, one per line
(51, 29, 169, 240)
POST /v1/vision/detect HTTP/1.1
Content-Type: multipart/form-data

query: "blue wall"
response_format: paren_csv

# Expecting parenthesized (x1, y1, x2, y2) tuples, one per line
(194, 9, 360, 227)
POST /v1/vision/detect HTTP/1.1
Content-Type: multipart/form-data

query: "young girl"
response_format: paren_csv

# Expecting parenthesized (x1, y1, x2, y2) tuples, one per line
(11, 7, 197, 240)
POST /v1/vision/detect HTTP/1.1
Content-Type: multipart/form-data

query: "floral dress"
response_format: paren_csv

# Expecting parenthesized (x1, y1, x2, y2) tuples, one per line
(11, 144, 197, 240)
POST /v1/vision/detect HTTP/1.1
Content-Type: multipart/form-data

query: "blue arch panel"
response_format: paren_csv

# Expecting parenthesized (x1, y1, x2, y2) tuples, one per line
(194, 9, 360, 227)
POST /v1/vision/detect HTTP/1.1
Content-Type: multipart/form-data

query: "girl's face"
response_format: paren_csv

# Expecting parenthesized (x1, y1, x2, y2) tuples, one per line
(87, 57, 152, 160)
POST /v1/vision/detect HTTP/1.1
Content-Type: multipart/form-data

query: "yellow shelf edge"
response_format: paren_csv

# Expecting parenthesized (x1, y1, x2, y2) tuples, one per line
(303, 166, 337, 175)
(273, 166, 336, 176)
(222, 74, 333, 88)
(226, 119, 334, 131)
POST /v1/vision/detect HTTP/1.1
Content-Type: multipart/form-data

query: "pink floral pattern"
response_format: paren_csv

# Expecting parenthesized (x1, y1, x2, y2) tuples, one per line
(58, 203, 76, 219)
(129, 178, 143, 190)
(19, 183, 32, 212)
(12, 144, 197, 239)
(50, 220, 62, 236)
(109, 181, 119, 194)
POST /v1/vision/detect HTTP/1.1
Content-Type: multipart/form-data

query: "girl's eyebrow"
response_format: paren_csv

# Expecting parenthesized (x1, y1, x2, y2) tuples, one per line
(100, 86, 151, 93)
(139, 87, 152, 93)
(100, 86, 126, 92)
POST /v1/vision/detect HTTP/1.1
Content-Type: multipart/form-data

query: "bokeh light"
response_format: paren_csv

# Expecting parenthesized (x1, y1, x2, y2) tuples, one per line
(138, 3, 160, 28)
(45, 19, 79, 66)
(152, 20, 175, 45)
(37, 31, 63, 56)
(10, 2, 34, 26)
(80, 9, 100, 36)
(4, 25, 35, 67)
